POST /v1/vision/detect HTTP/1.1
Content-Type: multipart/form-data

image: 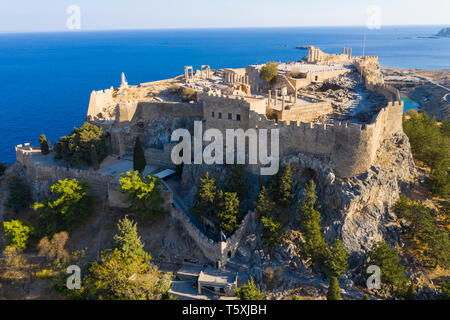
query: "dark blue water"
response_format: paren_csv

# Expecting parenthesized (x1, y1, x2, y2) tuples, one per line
(1, 26, 449, 164)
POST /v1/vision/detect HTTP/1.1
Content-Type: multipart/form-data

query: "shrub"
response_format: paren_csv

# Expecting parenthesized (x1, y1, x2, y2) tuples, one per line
(181, 87, 197, 102)
(32, 179, 92, 237)
(119, 170, 164, 218)
(3, 220, 35, 250)
(37, 231, 69, 264)
(256, 186, 284, 250)
(5, 176, 32, 212)
(235, 278, 265, 300)
(259, 62, 279, 84)
(54, 122, 108, 167)
(39, 134, 50, 155)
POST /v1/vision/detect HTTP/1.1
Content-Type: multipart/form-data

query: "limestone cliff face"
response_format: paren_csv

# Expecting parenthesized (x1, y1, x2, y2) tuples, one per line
(181, 131, 416, 265)
(285, 132, 416, 263)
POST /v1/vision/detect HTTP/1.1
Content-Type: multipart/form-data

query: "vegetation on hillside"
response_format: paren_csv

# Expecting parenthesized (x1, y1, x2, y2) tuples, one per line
(5, 176, 32, 212)
(2, 220, 35, 250)
(365, 241, 409, 297)
(394, 195, 449, 268)
(403, 110, 449, 196)
(54, 122, 108, 167)
(32, 179, 92, 237)
(235, 278, 265, 300)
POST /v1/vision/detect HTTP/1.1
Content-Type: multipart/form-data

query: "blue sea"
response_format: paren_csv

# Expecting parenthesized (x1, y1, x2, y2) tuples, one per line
(0, 26, 449, 164)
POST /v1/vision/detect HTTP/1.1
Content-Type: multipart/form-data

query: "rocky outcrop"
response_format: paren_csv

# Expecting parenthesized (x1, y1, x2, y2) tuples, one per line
(285, 132, 416, 264)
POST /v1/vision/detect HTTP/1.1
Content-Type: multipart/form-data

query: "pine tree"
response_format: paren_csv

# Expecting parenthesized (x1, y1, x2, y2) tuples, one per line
(90, 144, 99, 170)
(296, 180, 328, 265)
(39, 134, 50, 155)
(271, 164, 294, 207)
(133, 137, 146, 173)
(216, 191, 240, 237)
(255, 186, 275, 218)
(193, 172, 217, 217)
(114, 216, 151, 264)
(324, 239, 348, 278)
(327, 276, 341, 300)
(256, 186, 284, 250)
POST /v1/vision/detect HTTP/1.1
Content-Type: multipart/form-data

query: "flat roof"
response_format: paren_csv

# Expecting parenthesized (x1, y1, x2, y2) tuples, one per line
(154, 169, 176, 179)
(198, 269, 237, 285)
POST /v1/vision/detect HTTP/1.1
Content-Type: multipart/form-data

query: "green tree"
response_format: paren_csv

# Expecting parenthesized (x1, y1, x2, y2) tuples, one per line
(32, 179, 92, 237)
(259, 62, 279, 84)
(3, 220, 35, 250)
(223, 165, 248, 202)
(5, 176, 32, 212)
(327, 276, 341, 300)
(255, 186, 275, 218)
(54, 122, 108, 167)
(114, 216, 151, 264)
(362, 294, 370, 300)
(82, 249, 168, 300)
(235, 278, 265, 300)
(39, 134, 50, 155)
(216, 191, 240, 237)
(193, 172, 217, 218)
(324, 239, 348, 278)
(119, 170, 164, 218)
(255, 186, 284, 250)
(366, 241, 409, 297)
(133, 137, 147, 173)
(296, 180, 328, 265)
(270, 164, 294, 207)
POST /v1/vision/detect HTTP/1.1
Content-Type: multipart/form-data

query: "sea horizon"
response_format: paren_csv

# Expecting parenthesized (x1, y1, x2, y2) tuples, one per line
(0, 25, 449, 164)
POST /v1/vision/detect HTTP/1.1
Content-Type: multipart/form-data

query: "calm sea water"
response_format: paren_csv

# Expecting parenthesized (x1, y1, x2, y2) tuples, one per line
(0, 26, 449, 164)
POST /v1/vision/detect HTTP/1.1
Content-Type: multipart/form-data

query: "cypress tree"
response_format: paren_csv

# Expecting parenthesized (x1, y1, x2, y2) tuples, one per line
(327, 276, 341, 300)
(39, 134, 50, 155)
(90, 144, 99, 170)
(278, 164, 294, 207)
(133, 137, 146, 173)
(113, 215, 151, 264)
(224, 165, 248, 202)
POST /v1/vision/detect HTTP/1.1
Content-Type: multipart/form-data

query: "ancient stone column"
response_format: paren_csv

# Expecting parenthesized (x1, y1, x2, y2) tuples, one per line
(343, 48, 346, 55)
(294, 83, 298, 103)
(274, 89, 278, 106)
(268, 90, 271, 107)
(349, 48, 352, 59)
